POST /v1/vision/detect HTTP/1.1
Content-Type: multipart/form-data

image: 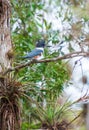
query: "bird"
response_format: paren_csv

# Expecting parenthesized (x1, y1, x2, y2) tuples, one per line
(22, 39, 46, 60)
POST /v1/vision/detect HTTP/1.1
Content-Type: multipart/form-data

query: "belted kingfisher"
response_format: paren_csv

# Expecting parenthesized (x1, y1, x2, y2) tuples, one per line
(22, 39, 45, 60)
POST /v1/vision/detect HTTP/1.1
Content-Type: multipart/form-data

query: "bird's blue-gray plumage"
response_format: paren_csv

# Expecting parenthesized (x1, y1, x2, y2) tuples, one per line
(22, 48, 43, 59)
(21, 39, 45, 59)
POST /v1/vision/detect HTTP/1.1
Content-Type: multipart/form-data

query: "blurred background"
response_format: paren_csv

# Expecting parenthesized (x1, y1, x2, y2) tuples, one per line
(10, 0, 89, 129)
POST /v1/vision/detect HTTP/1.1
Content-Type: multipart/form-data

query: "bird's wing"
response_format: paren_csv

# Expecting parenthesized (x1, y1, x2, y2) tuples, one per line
(23, 49, 43, 59)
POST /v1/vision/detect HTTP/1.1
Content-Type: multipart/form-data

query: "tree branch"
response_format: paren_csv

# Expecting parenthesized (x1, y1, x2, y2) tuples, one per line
(3, 51, 88, 75)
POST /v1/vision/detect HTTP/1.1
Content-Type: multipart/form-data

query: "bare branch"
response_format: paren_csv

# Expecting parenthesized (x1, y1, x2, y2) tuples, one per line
(3, 51, 88, 75)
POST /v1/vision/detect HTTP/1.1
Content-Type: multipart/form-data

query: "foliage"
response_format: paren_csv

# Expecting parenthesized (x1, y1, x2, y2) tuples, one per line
(28, 101, 70, 129)
(11, 0, 46, 56)
(20, 92, 73, 130)
(0, 76, 21, 130)
(9, 0, 89, 129)
(18, 61, 69, 99)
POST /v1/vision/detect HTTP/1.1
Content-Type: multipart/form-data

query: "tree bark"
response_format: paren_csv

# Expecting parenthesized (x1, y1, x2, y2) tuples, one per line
(0, 1, 16, 130)
(0, 0, 12, 73)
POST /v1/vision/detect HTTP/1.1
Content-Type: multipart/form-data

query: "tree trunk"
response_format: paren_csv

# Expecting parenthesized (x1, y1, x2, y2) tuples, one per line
(0, 1, 21, 130)
(0, 0, 12, 72)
